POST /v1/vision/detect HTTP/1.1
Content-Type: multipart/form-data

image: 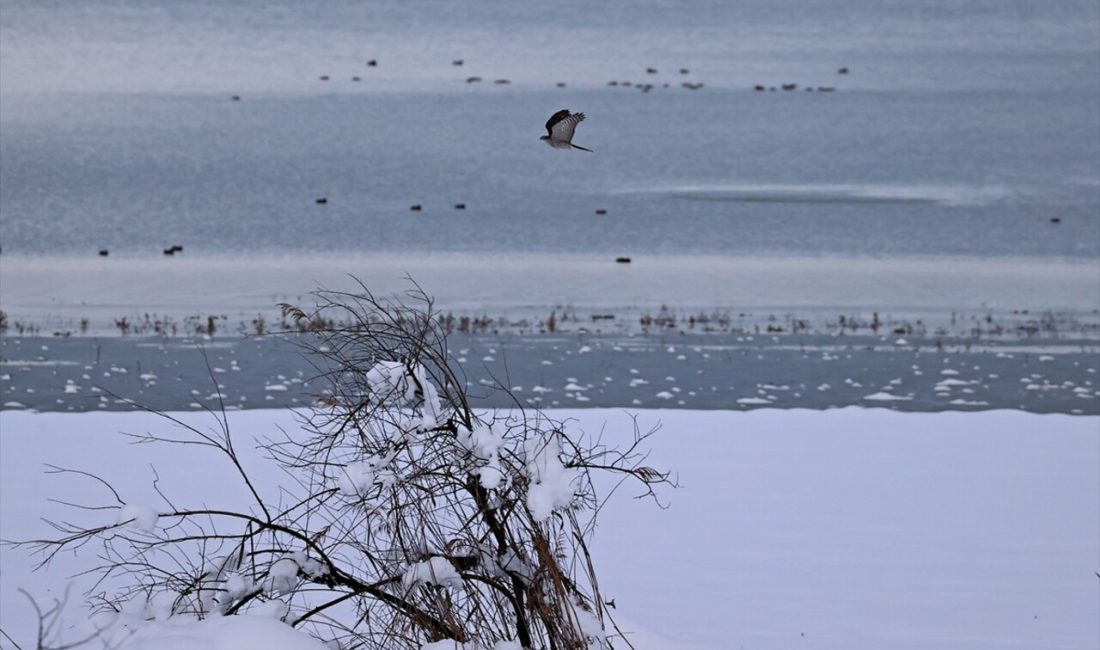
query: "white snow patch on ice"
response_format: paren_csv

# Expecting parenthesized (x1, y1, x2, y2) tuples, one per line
(863, 392, 913, 402)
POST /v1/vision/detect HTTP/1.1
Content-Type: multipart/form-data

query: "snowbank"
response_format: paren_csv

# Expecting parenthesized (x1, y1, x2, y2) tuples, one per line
(106, 614, 328, 650)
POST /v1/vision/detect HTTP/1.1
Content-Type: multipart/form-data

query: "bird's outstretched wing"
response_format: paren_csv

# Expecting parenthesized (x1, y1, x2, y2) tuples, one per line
(545, 109, 571, 137)
(547, 110, 585, 143)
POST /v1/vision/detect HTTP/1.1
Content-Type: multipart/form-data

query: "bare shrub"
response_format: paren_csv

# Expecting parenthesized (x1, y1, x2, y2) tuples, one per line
(9, 282, 672, 649)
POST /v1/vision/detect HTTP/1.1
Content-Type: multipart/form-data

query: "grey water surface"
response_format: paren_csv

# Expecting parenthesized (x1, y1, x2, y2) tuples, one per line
(1, 0, 1097, 259)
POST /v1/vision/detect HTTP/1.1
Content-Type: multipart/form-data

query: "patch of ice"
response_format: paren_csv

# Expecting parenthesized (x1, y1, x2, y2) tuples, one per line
(863, 392, 913, 402)
(737, 397, 772, 405)
(949, 399, 990, 406)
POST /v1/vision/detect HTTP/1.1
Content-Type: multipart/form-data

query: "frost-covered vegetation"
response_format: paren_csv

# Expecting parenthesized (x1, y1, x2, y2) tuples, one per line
(7, 285, 671, 649)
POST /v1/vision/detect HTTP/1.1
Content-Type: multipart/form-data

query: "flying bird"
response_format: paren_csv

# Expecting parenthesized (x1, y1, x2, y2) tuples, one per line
(541, 109, 592, 152)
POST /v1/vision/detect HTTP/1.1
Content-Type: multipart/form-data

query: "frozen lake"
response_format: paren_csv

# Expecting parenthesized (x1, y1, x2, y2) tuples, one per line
(3, 332, 1098, 414)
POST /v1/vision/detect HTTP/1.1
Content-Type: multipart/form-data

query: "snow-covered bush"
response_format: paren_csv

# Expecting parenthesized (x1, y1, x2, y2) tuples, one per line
(11, 285, 671, 649)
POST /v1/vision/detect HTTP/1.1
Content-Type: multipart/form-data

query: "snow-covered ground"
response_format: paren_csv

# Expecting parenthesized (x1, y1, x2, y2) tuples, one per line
(1, 408, 1096, 649)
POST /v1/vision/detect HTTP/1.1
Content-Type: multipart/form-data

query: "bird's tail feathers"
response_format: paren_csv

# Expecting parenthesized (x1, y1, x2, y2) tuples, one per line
(571, 144, 594, 152)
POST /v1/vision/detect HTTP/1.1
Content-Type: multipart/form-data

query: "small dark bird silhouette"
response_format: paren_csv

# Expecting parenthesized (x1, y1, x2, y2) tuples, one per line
(98, 249, 109, 257)
(410, 204, 422, 211)
(367, 59, 377, 67)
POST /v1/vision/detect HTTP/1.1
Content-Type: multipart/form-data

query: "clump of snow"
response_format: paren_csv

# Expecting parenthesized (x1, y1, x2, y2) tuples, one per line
(365, 360, 409, 403)
(337, 450, 398, 498)
(250, 599, 289, 620)
(404, 556, 462, 589)
(411, 364, 443, 430)
(421, 642, 522, 650)
(569, 597, 608, 648)
(101, 612, 329, 650)
(117, 503, 158, 532)
(335, 364, 445, 491)
(458, 424, 506, 490)
(224, 573, 255, 602)
(264, 556, 300, 594)
(525, 437, 581, 521)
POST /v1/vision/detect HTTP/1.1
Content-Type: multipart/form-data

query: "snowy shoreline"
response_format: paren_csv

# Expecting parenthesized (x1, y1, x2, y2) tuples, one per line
(2, 251, 1098, 338)
(1, 407, 1097, 649)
